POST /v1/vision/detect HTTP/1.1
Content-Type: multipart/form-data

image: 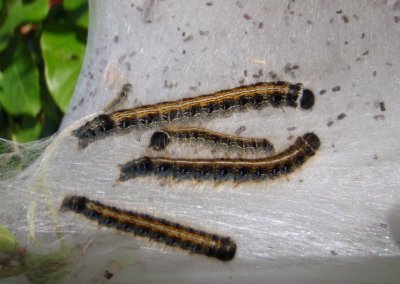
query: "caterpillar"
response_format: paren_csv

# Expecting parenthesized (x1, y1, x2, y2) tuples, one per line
(73, 82, 315, 148)
(149, 127, 275, 153)
(60, 195, 236, 261)
(119, 132, 320, 182)
(103, 83, 132, 112)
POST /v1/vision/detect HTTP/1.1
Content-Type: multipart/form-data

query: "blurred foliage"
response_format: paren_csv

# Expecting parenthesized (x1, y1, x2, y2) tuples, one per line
(0, 224, 71, 283)
(0, 0, 88, 142)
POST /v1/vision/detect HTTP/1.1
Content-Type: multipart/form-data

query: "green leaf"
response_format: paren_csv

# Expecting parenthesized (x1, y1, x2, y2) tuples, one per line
(75, 9, 88, 29)
(0, 43, 41, 117)
(25, 251, 70, 283)
(63, 0, 86, 10)
(0, 0, 49, 52)
(41, 24, 86, 112)
(0, 224, 17, 255)
(63, 0, 88, 29)
(11, 115, 42, 142)
(40, 87, 62, 138)
(0, 152, 23, 180)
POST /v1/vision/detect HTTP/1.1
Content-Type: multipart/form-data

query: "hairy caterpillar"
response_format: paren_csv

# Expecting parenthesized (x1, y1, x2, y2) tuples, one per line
(149, 127, 275, 153)
(103, 83, 132, 112)
(60, 195, 236, 261)
(73, 82, 315, 148)
(119, 132, 320, 182)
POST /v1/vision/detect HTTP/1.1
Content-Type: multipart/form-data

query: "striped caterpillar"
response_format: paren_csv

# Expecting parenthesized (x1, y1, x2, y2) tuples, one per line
(149, 127, 275, 153)
(73, 82, 315, 148)
(60, 195, 236, 261)
(103, 83, 132, 112)
(119, 132, 320, 182)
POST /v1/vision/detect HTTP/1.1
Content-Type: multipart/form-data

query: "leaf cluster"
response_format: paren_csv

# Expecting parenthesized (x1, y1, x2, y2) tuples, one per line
(0, 0, 88, 142)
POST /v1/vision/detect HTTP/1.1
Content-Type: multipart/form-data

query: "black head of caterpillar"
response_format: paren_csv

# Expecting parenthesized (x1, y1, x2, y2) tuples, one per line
(60, 194, 87, 213)
(118, 157, 154, 182)
(149, 127, 275, 153)
(302, 132, 321, 152)
(72, 114, 116, 149)
(269, 82, 315, 110)
(299, 89, 315, 110)
(60, 195, 237, 261)
(149, 131, 171, 151)
(119, 132, 321, 182)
